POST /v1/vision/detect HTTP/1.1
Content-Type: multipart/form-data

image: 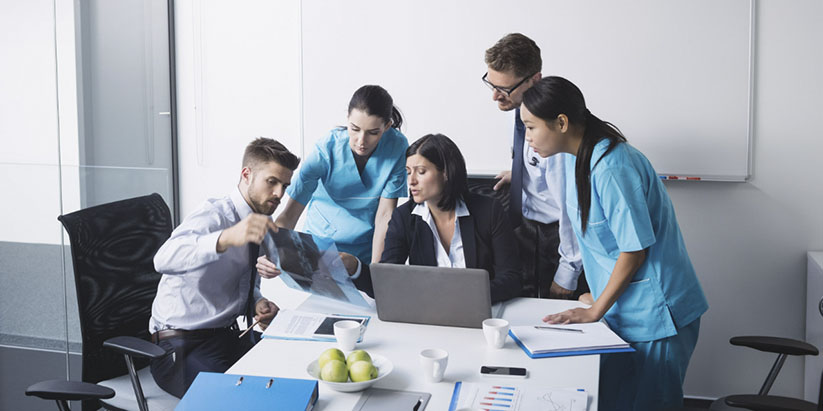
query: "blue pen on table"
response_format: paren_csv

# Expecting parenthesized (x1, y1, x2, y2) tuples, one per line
(533, 325, 584, 333)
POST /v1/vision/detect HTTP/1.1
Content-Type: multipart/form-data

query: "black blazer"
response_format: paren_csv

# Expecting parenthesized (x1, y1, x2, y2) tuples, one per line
(353, 192, 522, 303)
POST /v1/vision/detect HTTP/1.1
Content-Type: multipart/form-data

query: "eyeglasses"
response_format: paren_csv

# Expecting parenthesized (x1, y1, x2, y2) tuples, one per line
(482, 72, 536, 96)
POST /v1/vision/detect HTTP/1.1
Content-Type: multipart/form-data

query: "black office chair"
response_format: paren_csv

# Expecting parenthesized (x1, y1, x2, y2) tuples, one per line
(26, 380, 114, 411)
(467, 175, 511, 213)
(27, 194, 179, 411)
(712, 336, 819, 411)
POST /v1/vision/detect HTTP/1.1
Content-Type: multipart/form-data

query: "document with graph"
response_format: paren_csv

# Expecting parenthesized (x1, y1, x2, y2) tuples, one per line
(448, 382, 587, 411)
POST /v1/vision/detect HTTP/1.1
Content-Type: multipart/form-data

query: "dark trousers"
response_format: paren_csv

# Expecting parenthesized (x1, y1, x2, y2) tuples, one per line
(150, 328, 259, 398)
(514, 218, 588, 299)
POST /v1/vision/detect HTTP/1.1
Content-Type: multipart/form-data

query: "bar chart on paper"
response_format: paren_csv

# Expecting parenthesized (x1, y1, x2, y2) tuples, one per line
(449, 382, 587, 411)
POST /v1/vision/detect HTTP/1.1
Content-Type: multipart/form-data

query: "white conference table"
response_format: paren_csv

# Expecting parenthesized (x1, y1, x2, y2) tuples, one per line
(228, 291, 600, 410)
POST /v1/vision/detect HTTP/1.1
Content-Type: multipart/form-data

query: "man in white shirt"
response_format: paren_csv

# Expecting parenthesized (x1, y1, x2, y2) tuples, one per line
(149, 137, 299, 398)
(483, 33, 586, 299)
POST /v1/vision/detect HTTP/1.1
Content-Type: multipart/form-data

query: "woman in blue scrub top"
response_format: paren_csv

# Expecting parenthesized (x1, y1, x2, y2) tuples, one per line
(520, 76, 708, 411)
(275, 85, 409, 263)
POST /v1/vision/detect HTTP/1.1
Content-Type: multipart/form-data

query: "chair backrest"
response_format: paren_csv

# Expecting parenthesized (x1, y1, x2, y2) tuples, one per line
(58, 193, 172, 387)
(467, 176, 510, 212)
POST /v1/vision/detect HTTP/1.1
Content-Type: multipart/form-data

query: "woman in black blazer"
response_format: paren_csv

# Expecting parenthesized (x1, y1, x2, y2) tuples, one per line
(346, 133, 522, 303)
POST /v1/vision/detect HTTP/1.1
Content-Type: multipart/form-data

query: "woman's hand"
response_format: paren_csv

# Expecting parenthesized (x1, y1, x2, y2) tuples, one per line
(542, 307, 601, 324)
(339, 252, 360, 276)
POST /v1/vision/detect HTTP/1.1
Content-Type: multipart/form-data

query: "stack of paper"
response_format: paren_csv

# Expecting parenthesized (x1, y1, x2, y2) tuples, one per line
(509, 322, 632, 358)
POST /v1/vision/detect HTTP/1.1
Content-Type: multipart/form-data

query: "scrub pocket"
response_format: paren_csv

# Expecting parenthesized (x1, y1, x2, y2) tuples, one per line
(585, 219, 619, 258)
(307, 205, 337, 237)
(607, 277, 677, 342)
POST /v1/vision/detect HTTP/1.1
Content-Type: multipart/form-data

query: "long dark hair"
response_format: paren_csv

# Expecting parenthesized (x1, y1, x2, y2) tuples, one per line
(348, 85, 403, 129)
(522, 76, 626, 233)
(406, 134, 468, 211)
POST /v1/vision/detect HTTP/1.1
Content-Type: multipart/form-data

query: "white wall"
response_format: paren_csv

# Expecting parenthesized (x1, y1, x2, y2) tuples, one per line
(172, 0, 823, 400)
(174, 0, 302, 217)
(677, 0, 823, 399)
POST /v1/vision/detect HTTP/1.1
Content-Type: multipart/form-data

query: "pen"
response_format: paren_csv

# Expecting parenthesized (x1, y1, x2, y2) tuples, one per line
(238, 319, 262, 339)
(412, 398, 423, 411)
(533, 325, 584, 333)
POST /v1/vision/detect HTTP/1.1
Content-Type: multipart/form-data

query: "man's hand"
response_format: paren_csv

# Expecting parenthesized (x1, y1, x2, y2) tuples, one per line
(578, 292, 594, 305)
(548, 281, 575, 300)
(493, 170, 512, 191)
(542, 307, 601, 325)
(339, 252, 359, 276)
(256, 255, 281, 279)
(216, 214, 278, 253)
(254, 298, 279, 330)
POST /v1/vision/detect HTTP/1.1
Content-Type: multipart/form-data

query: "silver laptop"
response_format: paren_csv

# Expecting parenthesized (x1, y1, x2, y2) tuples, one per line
(369, 263, 492, 328)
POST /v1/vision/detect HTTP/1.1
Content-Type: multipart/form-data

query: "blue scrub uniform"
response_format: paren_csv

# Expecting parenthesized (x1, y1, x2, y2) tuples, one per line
(564, 140, 708, 410)
(287, 127, 408, 262)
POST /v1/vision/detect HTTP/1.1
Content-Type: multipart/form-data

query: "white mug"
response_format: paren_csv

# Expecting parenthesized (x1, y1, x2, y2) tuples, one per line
(482, 318, 510, 349)
(333, 320, 362, 351)
(419, 348, 449, 383)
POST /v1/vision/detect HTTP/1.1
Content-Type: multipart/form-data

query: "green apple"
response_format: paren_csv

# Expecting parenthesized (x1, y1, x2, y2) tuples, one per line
(346, 350, 372, 370)
(348, 360, 378, 382)
(320, 359, 348, 382)
(317, 348, 346, 370)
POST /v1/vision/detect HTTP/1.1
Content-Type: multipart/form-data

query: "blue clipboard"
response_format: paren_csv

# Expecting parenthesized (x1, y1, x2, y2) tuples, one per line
(508, 330, 635, 358)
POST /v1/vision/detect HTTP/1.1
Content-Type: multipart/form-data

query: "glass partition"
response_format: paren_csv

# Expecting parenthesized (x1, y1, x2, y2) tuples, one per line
(0, 0, 176, 408)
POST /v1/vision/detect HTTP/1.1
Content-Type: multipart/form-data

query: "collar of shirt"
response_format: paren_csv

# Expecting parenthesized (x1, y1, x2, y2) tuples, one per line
(412, 199, 469, 267)
(230, 186, 255, 221)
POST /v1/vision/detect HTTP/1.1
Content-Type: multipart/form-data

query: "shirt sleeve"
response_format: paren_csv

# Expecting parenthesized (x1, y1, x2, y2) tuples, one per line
(380, 140, 409, 199)
(286, 143, 330, 206)
(544, 154, 583, 290)
(153, 203, 224, 274)
(596, 167, 656, 252)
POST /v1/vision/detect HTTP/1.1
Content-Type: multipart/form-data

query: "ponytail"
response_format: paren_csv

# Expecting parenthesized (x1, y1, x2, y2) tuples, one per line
(390, 106, 403, 129)
(575, 111, 626, 233)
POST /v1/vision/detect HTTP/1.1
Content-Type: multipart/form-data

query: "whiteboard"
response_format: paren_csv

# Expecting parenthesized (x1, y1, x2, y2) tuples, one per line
(301, 0, 753, 181)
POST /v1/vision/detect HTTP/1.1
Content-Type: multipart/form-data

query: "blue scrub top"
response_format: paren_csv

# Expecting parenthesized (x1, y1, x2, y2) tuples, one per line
(287, 127, 408, 261)
(564, 140, 708, 343)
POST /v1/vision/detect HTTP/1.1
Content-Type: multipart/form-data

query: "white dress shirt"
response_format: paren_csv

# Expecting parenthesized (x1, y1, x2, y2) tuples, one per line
(411, 199, 470, 268)
(149, 187, 263, 333)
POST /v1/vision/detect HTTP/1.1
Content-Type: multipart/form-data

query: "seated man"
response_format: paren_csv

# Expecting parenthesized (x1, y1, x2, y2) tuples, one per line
(149, 137, 300, 398)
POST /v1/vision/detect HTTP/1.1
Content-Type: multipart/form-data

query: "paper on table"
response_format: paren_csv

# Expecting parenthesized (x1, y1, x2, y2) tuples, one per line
(449, 382, 587, 411)
(510, 321, 629, 354)
(261, 309, 369, 342)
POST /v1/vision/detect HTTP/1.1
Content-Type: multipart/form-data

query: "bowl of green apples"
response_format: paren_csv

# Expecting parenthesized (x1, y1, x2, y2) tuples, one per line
(306, 348, 393, 393)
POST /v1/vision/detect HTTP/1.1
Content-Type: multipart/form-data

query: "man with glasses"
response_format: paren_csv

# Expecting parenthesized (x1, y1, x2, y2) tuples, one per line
(484, 33, 585, 300)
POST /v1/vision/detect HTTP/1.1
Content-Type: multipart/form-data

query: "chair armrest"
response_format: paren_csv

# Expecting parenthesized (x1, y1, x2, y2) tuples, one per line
(730, 336, 819, 356)
(26, 380, 115, 401)
(103, 336, 170, 359)
(725, 394, 816, 411)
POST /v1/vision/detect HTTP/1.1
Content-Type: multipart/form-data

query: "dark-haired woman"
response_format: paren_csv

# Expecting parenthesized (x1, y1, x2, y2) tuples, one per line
(271, 85, 408, 265)
(520, 76, 707, 410)
(344, 133, 522, 304)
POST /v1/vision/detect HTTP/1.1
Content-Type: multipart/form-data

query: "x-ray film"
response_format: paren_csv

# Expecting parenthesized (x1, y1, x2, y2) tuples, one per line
(263, 228, 369, 307)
